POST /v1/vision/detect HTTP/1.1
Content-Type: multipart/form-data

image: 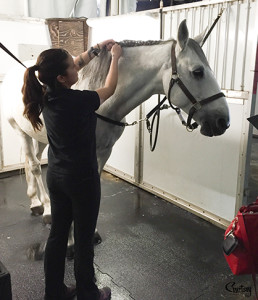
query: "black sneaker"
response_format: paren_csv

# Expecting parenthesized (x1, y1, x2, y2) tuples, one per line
(63, 285, 76, 299)
(99, 287, 111, 300)
(44, 284, 76, 300)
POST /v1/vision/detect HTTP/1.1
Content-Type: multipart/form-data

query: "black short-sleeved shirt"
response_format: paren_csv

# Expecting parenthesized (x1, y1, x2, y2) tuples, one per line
(42, 88, 100, 175)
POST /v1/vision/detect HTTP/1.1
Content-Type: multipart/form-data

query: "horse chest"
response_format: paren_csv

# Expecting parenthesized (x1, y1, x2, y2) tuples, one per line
(96, 121, 125, 150)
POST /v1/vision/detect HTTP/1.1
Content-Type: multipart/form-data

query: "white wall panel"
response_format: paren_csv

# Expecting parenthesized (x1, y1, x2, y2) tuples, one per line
(0, 17, 50, 171)
(142, 97, 245, 221)
(106, 110, 137, 177)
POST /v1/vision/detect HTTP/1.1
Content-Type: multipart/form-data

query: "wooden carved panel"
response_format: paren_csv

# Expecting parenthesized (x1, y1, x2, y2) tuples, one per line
(46, 18, 88, 56)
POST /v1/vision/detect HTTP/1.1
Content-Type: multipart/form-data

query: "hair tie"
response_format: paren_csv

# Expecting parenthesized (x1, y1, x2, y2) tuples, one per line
(33, 65, 39, 71)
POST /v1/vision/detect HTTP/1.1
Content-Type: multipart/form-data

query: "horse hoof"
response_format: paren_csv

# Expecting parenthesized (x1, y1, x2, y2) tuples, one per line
(30, 205, 44, 216)
(42, 214, 52, 224)
(66, 245, 75, 260)
(26, 242, 46, 261)
(94, 231, 102, 245)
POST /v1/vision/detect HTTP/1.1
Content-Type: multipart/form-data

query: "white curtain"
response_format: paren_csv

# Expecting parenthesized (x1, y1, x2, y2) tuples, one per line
(98, 0, 136, 16)
(0, 0, 136, 19)
(120, 0, 136, 14)
(28, 0, 98, 18)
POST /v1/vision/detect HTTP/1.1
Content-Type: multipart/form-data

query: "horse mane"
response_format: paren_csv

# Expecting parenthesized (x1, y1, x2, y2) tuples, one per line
(78, 39, 171, 90)
(77, 38, 209, 90)
(118, 39, 168, 47)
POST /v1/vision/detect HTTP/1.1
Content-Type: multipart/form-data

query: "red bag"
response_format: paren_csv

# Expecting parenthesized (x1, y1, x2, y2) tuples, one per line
(223, 198, 258, 298)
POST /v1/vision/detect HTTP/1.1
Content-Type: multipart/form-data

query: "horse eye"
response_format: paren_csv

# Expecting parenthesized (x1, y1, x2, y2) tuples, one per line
(192, 67, 204, 79)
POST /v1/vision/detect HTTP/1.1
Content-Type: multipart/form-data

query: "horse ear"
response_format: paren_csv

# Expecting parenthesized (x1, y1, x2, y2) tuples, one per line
(177, 19, 189, 51)
(194, 26, 208, 45)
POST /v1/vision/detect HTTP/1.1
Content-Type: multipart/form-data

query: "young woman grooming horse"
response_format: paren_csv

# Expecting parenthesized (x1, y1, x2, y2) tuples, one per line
(22, 40, 122, 300)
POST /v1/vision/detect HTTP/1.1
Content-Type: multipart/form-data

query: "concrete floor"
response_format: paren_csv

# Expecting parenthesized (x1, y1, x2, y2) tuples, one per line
(0, 167, 256, 300)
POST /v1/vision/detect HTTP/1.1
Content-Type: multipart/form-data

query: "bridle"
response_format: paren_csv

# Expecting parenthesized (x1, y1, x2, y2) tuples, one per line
(97, 39, 226, 151)
(166, 40, 225, 131)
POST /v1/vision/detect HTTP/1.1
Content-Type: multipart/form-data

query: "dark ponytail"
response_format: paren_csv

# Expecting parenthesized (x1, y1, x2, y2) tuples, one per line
(22, 65, 44, 131)
(22, 48, 69, 131)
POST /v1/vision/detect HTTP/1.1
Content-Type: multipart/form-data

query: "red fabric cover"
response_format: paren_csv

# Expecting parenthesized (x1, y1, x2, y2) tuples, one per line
(224, 198, 258, 275)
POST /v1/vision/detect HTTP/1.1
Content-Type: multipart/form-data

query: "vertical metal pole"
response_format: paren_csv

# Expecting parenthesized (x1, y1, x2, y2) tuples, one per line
(206, 4, 212, 62)
(199, 6, 203, 34)
(222, 2, 230, 89)
(135, 0, 164, 182)
(185, 8, 188, 25)
(191, 7, 195, 38)
(241, 0, 251, 91)
(169, 11, 173, 39)
(230, 0, 240, 90)
(160, 0, 164, 40)
(177, 9, 180, 31)
(106, 0, 111, 16)
(24, 0, 30, 17)
(191, 7, 196, 38)
(134, 105, 144, 184)
(214, 3, 222, 79)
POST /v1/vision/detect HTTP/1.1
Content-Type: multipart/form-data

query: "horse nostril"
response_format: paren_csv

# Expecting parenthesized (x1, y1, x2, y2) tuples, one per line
(217, 118, 230, 130)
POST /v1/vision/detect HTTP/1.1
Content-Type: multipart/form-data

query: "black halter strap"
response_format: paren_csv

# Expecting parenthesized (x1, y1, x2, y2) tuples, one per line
(167, 40, 225, 130)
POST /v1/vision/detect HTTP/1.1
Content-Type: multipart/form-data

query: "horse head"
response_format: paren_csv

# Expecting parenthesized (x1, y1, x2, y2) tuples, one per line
(162, 20, 230, 137)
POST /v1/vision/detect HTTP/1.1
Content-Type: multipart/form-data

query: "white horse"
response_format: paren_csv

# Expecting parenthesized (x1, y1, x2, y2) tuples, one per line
(2, 20, 230, 226)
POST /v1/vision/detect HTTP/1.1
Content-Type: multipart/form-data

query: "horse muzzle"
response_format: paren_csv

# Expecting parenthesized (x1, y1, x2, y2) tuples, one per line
(200, 117, 230, 137)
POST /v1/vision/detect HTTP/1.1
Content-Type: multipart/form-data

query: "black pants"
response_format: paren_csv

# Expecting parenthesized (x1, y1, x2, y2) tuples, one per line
(44, 168, 101, 300)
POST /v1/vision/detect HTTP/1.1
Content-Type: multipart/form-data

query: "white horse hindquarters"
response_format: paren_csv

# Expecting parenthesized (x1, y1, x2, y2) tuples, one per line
(2, 60, 51, 223)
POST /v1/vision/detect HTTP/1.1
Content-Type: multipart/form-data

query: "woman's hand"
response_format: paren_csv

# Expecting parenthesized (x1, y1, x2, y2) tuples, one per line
(98, 39, 116, 51)
(111, 43, 122, 59)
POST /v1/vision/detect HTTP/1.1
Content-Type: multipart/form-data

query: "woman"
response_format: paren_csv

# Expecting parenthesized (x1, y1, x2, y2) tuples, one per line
(22, 40, 122, 300)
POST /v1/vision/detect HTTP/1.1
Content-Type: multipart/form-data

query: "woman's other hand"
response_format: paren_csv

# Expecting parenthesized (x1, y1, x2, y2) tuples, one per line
(111, 43, 122, 59)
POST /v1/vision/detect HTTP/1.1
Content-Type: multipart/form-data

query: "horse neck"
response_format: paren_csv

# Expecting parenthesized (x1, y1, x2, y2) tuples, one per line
(97, 42, 172, 120)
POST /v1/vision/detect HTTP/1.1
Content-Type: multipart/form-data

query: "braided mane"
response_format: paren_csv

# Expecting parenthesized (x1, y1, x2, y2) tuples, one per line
(76, 39, 172, 90)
